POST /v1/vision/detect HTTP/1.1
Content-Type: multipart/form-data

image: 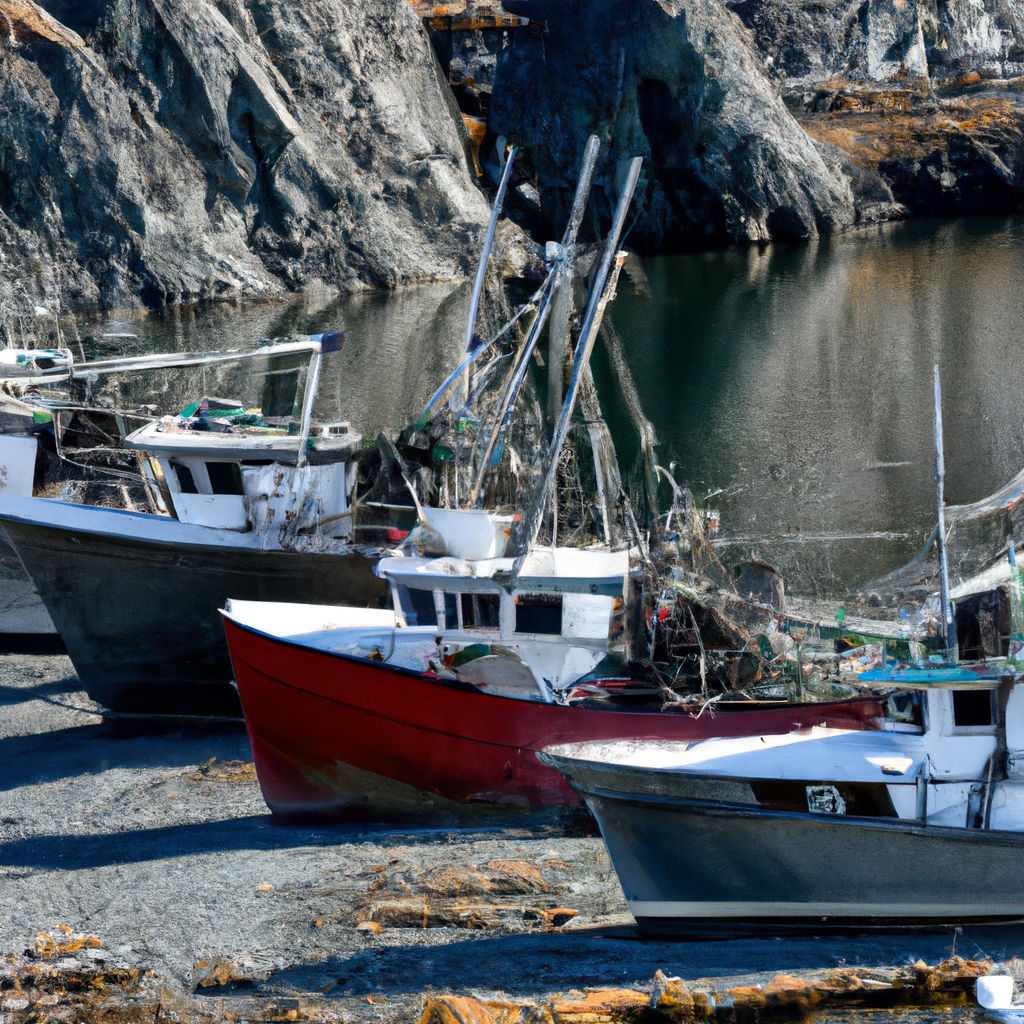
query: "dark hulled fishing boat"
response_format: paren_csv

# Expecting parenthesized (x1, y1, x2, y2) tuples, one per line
(1, 499, 383, 717)
(0, 336, 386, 717)
(541, 667, 1024, 930)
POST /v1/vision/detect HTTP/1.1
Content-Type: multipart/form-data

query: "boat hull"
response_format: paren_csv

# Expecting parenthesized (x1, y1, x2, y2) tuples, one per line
(0, 507, 385, 717)
(222, 614, 886, 821)
(542, 754, 1024, 930)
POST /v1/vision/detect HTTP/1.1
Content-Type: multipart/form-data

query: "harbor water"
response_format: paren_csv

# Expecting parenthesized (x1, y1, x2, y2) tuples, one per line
(603, 214, 1024, 596)
(56, 213, 1024, 600)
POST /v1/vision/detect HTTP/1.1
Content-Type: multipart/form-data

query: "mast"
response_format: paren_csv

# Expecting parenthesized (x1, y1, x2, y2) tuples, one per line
(547, 135, 601, 424)
(468, 136, 602, 506)
(296, 333, 345, 468)
(933, 364, 954, 658)
(514, 157, 643, 566)
(463, 146, 518, 358)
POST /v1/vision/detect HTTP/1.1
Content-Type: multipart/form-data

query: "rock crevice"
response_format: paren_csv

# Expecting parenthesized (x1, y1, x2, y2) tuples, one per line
(489, 0, 856, 249)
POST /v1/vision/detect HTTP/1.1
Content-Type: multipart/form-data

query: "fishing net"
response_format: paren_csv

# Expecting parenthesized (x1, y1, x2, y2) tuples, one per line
(848, 466, 1024, 617)
(393, 261, 634, 555)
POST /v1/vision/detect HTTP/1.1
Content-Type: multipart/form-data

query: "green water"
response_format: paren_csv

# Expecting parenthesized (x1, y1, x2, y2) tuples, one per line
(47, 213, 1024, 597)
(54, 282, 475, 438)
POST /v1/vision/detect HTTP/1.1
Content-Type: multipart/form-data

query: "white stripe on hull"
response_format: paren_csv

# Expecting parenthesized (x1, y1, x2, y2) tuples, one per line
(630, 900, 1024, 919)
(0, 495, 355, 552)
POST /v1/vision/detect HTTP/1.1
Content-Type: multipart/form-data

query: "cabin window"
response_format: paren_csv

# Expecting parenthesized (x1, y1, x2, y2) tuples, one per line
(514, 593, 563, 635)
(260, 359, 301, 418)
(952, 689, 993, 728)
(398, 586, 437, 627)
(443, 592, 459, 630)
(206, 461, 244, 496)
(171, 461, 199, 494)
(461, 593, 500, 630)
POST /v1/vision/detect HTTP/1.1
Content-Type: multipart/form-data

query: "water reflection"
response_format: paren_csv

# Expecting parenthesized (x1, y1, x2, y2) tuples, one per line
(64, 281, 473, 439)
(604, 216, 1024, 595)
(26, 215, 1024, 597)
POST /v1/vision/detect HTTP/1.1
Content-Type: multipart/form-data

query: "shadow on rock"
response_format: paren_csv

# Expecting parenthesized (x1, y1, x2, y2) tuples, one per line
(0, 816, 566, 871)
(0, 724, 253, 791)
(0, 677, 82, 707)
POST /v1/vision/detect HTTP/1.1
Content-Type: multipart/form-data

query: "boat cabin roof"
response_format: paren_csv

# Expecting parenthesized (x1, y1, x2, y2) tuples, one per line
(0, 347, 73, 377)
(543, 729, 927, 785)
(123, 417, 362, 465)
(378, 545, 630, 597)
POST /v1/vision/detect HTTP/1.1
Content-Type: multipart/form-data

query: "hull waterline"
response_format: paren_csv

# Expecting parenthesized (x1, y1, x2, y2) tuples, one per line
(222, 614, 887, 821)
(0, 507, 384, 717)
(541, 752, 1024, 932)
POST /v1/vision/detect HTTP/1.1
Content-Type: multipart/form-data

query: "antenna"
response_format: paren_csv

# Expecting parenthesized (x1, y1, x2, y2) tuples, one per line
(933, 364, 954, 659)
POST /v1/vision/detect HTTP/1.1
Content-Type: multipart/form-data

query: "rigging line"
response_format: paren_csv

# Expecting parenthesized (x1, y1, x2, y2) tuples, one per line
(515, 157, 643, 567)
(471, 140, 602, 505)
(404, 269, 555, 438)
(468, 272, 559, 506)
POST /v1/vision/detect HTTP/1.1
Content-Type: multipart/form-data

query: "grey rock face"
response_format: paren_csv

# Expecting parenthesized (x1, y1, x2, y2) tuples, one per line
(489, 0, 855, 249)
(729, 0, 929, 83)
(0, 0, 490, 312)
(798, 85, 1024, 219)
(731, 0, 1024, 83)
(928, 0, 1024, 76)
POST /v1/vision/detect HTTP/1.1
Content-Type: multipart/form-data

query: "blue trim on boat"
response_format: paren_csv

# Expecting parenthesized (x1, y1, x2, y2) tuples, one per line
(860, 667, 1005, 683)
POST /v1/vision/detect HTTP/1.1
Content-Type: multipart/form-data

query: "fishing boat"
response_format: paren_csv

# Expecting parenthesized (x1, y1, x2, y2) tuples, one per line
(221, 504, 888, 820)
(539, 662, 1024, 931)
(0, 335, 386, 717)
(0, 346, 74, 377)
(538, 365, 1024, 930)
(217, 137, 885, 819)
(0, 337, 346, 640)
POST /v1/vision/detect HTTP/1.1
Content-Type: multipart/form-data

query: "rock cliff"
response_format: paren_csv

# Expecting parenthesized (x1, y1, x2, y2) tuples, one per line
(483, 0, 1024, 245)
(0, 0, 490, 313)
(723, 0, 1024, 222)
(730, 0, 1024, 84)
(490, 0, 856, 250)
(4, 0, 1024, 314)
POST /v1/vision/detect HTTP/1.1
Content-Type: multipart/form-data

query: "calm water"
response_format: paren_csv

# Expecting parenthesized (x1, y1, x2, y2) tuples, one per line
(603, 215, 1024, 595)
(38, 214, 1024, 597)
(48, 282, 476, 438)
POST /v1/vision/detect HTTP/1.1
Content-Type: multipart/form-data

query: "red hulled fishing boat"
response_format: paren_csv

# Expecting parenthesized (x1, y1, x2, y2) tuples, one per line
(222, 144, 886, 824)
(222, 525, 886, 822)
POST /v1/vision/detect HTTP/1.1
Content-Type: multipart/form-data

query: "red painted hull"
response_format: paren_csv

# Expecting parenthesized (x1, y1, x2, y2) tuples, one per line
(223, 615, 887, 822)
